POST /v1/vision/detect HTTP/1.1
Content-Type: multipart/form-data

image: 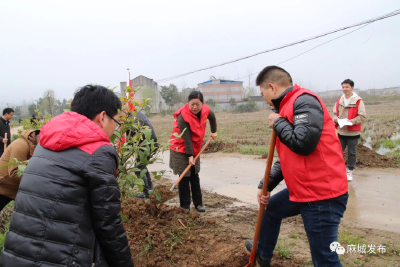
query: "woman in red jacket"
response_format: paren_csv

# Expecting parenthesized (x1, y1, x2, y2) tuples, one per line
(169, 91, 217, 212)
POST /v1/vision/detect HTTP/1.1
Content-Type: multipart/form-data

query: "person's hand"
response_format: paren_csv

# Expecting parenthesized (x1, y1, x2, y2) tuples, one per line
(2, 138, 7, 144)
(188, 156, 196, 166)
(269, 113, 282, 128)
(257, 189, 271, 207)
(333, 117, 338, 123)
(210, 132, 218, 140)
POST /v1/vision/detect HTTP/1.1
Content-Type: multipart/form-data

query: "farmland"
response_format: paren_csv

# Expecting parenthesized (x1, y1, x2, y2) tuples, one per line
(150, 99, 400, 160)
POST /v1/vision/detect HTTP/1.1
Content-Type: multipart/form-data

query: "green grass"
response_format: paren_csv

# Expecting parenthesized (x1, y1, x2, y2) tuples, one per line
(274, 238, 294, 259)
(238, 144, 269, 155)
(289, 233, 299, 239)
(375, 138, 400, 149)
(338, 231, 366, 246)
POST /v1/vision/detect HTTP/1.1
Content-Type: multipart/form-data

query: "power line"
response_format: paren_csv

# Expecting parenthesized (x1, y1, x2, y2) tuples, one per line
(156, 9, 400, 83)
(238, 23, 371, 81)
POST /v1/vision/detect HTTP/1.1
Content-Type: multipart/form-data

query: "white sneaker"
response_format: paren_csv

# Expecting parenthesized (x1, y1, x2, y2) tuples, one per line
(347, 170, 353, 181)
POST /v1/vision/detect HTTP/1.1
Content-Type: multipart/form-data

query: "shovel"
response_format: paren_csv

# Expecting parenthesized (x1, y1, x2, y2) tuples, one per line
(245, 130, 277, 267)
(169, 137, 213, 191)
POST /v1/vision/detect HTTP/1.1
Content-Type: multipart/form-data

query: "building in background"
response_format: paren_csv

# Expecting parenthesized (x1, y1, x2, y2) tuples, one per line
(120, 75, 167, 114)
(198, 77, 244, 103)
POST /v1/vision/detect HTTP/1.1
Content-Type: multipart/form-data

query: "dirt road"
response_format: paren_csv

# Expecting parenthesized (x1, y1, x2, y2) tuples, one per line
(149, 151, 400, 233)
(10, 126, 23, 136)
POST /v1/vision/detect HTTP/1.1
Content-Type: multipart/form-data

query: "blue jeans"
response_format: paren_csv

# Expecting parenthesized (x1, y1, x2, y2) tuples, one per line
(257, 188, 348, 267)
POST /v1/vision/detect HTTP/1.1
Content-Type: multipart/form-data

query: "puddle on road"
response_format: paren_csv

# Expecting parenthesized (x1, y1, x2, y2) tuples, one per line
(344, 169, 400, 233)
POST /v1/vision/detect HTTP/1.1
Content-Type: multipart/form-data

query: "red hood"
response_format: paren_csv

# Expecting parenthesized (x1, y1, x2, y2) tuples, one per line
(40, 112, 111, 154)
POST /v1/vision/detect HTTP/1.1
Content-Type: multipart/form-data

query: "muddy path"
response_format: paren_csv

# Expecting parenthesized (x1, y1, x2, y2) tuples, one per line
(124, 177, 400, 267)
(149, 152, 400, 234)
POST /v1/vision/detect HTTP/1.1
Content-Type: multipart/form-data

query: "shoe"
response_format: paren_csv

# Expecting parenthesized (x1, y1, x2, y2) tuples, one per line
(244, 240, 271, 267)
(181, 206, 190, 212)
(195, 205, 206, 212)
(134, 192, 149, 199)
(347, 170, 353, 181)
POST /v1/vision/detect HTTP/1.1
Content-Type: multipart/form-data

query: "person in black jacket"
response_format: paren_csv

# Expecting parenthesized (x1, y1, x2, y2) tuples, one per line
(0, 108, 14, 158)
(0, 85, 134, 267)
(244, 66, 348, 267)
(129, 111, 158, 198)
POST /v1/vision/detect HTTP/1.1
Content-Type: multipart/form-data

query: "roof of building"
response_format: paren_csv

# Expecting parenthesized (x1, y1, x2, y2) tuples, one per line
(198, 79, 244, 85)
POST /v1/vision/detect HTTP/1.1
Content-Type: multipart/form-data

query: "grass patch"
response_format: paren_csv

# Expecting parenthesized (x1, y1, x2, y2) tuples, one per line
(375, 138, 400, 149)
(338, 231, 366, 246)
(238, 144, 269, 155)
(289, 233, 299, 239)
(274, 238, 295, 259)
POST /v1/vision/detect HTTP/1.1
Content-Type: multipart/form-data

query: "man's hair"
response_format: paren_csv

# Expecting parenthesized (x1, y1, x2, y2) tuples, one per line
(256, 66, 293, 88)
(71, 85, 122, 120)
(341, 79, 354, 87)
(3, 108, 14, 116)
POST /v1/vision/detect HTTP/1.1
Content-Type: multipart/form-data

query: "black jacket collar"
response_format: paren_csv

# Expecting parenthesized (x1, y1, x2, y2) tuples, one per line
(271, 86, 294, 112)
(0, 117, 8, 125)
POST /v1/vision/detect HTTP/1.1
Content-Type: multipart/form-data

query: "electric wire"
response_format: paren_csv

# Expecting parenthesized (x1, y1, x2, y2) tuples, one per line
(156, 9, 400, 83)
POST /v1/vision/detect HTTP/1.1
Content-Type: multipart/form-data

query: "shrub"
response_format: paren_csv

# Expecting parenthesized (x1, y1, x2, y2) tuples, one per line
(236, 100, 258, 113)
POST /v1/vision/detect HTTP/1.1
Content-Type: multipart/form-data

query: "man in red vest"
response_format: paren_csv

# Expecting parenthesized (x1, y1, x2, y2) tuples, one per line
(333, 79, 366, 181)
(245, 66, 348, 267)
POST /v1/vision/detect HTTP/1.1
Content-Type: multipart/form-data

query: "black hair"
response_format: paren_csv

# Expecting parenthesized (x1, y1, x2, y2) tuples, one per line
(71, 84, 122, 120)
(341, 79, 354, 87)
(34, 130, 40, 135)
(256, 66, 293, 87)
(188, 91, 204, 103)
(3, 108, 14, 116)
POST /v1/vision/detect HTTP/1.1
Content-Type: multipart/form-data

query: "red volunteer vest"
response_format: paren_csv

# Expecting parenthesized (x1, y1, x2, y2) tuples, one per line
(335, 98, 362, 131)
(170, 104, 210, 156)
(277, 85, 348, 202)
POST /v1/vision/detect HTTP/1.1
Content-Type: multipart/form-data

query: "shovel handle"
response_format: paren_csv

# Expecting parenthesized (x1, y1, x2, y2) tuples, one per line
(170, 137, 213, 191)
(246, 130, 277, 266)
(4, 133, 7, 151)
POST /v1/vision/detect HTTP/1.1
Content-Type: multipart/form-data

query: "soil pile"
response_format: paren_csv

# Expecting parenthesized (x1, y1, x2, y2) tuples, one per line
(121, 185, 249, 267)
(203, 140, 238, 154)
(344, 144, 398, 168)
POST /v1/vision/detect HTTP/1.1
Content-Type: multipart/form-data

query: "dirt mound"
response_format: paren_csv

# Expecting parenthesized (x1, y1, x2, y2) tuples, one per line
(121, 197, 249, 266)
(344, 144, 398, 168)
(203, 141, 238, 154)
(149, 185, 176, 205)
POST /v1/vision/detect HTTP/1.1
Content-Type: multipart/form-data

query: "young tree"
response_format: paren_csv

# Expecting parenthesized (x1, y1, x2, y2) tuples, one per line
(160, 84, 180, 110)
(42, 90, 56, 116)
(28, 103, 36, 116)
(205, 99, 216, 107)
(229, 97, 237, 107)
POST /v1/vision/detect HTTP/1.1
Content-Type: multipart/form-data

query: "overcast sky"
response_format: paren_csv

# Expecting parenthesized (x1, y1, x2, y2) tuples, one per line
(1, 0, 399, 106)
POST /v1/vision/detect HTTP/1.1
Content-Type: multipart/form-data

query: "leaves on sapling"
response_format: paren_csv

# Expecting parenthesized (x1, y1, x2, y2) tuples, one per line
(119, 211, 130, 222)
(140, 169, 147, 179)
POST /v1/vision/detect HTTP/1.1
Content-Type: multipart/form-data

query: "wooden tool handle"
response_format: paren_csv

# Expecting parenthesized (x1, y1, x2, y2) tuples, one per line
(246, 131, 277, 267)
(170, 137, 213, 190)
(4, 133, 7, 150)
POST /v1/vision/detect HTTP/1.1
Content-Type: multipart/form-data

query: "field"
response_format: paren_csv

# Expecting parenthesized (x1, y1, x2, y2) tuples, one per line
(150, 99, 400, 159)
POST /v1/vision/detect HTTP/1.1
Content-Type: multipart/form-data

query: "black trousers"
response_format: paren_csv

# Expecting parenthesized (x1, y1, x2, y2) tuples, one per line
(134, 165, 153, 195)
(0, 194, 13, 213)
(178, 166, 202, 209)
(339, 136, 359, 171)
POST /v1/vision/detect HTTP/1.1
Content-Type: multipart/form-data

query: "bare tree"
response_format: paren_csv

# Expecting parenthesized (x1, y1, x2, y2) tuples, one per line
(42, 89, 56, 116)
